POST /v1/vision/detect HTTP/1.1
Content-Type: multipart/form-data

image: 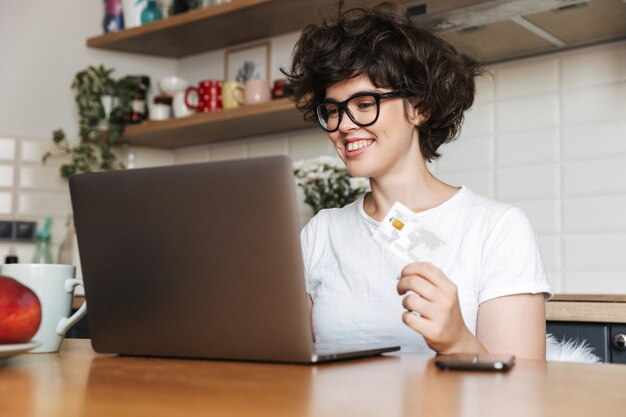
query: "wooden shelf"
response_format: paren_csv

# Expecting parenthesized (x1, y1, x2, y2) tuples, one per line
(86, 0, 422, 58)
(124, 98, 315, 148)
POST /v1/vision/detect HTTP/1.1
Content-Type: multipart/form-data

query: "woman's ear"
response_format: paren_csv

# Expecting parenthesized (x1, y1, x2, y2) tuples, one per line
(406, 101, 426, 127)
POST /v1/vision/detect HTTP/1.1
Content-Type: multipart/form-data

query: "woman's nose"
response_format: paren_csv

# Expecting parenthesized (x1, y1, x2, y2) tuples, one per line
(338, 111, 358, 132)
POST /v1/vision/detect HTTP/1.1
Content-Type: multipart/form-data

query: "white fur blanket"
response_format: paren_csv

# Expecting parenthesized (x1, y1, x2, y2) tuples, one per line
(546, 334, 601, 363)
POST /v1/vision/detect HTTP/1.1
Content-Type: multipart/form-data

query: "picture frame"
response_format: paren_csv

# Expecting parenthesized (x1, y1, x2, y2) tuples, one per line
(224, 42, 271, 82)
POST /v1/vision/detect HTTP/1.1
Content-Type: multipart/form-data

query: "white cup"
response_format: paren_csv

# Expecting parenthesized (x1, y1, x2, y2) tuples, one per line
(173, 91, 196, 118)
(122, 0, 147, 29)
(0, 264, 87, 353)
(149, 103, 171, 120)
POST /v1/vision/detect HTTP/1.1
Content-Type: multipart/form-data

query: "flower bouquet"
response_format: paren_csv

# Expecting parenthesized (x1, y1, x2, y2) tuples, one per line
(293, 156, 369, 215)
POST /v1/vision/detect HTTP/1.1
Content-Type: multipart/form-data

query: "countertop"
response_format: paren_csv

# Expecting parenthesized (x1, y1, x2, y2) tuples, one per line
(546, 295, 626, 323)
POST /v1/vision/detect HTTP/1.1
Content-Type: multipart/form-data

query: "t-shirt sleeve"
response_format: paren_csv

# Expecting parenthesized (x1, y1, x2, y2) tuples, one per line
(478, 207, 553, 304)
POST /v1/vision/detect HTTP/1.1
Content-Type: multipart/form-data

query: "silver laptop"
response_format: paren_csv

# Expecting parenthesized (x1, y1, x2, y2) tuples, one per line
(69, 155, 399, 364)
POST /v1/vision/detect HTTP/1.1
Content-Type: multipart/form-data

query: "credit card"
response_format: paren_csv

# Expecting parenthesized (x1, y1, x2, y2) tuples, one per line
(372, 202, 445, 266)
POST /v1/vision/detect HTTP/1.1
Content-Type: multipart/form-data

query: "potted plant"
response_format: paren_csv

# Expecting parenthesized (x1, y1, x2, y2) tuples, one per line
(42, 65, 141, 179)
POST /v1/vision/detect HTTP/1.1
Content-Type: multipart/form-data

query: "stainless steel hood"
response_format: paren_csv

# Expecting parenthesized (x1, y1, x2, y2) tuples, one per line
(408, 0, 626, 63)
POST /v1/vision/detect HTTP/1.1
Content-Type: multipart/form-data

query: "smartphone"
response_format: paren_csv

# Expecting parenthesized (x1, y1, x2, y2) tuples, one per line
(435, 353, 515, 372)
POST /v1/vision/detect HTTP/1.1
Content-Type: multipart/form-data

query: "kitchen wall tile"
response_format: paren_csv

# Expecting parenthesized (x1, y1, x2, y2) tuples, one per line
(437, 135, 493, 172)
(0, 192, 13, 215)
(124, 147, 175, 169)
(496, 164, 559, 201)
(563, 271, 626, 295)
(474, 73, 495, 104)
(538, 234, 560, 270)
(177, 49, 224, 85)
(208, 142, 248, 162)
(461, 103, 494, 138)
(0, 245, 11, 262)
(495, 93, 559, 133)
(564, 195, 626, 233)
(561, 42, 626, 90)
(0, 165, 15, 187)
(563, 157, 626, 196)
(271, 31, 301, 81)
(0, 138, 16, 161)
(562, 82, 626, 126)
(496, 128, 559, 167)
(19, 164, 66, 190)
(173, 146, 211, 165)
(546, 270, 562, 294)
(15, 245, 37, 265)
(17, 191, 71, 217)
(563, 119, 626, 161)
(248, 136, 289, 158)
(436, 170, 494, 198)
(563, 233, 626, 269)
(493, 56, 558, 99)
(289, 129, 334, 161)
(515, 199, 560, 234)
(21, 139, 54, 163)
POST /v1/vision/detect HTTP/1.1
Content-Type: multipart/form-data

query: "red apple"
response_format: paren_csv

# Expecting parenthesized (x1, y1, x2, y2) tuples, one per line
(0, 275, 42, 344)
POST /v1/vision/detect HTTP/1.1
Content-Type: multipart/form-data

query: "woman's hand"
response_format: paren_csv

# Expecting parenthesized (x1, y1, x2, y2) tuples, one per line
(397, 262, 486, 354)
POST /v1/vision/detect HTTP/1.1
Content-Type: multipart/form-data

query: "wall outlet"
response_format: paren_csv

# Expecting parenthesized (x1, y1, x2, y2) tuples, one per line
(0, 221, 12, 240)
(0, 220, 36, 242)
(15, 222, 36, 241)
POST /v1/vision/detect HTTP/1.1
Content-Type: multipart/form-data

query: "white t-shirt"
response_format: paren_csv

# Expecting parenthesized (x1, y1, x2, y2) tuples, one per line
(300, 186, 553, 354)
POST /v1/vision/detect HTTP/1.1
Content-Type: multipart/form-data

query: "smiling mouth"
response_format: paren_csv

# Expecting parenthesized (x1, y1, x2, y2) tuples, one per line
(346, 140, 375, 152)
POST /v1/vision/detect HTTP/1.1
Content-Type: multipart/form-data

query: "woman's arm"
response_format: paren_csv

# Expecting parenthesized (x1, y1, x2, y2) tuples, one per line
(476, 293, 546, 360)
(397, 262, 546, 358)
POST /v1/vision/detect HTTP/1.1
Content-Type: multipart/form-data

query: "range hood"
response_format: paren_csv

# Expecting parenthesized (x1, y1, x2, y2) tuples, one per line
(407, 0, 626, 63)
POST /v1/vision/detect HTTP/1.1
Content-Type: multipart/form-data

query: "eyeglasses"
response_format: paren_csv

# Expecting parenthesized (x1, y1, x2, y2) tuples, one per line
(315, 90, 411, 132)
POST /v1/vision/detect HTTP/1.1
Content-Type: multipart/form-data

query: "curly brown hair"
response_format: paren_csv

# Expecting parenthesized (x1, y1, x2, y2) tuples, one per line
(282, 2, 484, 162)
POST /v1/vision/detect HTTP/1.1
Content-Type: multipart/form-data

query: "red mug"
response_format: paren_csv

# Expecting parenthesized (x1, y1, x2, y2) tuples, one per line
(184, 80, 223, 112)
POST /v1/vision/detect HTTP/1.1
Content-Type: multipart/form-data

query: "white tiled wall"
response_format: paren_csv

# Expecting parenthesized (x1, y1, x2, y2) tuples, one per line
(175, 40, 626, 295)
(0, 139, 174, 263)
(3, 40, 625, 295)
(436, 41, 626, 294)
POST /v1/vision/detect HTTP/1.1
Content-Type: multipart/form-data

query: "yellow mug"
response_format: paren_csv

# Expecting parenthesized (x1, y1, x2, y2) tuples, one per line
(223, 81, 245, 109)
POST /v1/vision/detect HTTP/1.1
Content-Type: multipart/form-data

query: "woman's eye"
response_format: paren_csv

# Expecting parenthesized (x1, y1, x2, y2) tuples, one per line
(326, 107, 339, 118)
(356, 100, 376, 110)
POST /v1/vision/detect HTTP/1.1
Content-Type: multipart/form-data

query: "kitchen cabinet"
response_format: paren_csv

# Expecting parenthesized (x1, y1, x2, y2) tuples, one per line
(546, 295, 626, 364)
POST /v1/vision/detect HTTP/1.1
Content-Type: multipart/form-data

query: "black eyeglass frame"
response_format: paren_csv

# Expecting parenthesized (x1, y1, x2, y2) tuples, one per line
(315, 90, 412, 132)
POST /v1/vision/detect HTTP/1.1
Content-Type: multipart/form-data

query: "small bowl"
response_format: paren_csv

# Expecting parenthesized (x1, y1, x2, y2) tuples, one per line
(159, 76, 189, 94)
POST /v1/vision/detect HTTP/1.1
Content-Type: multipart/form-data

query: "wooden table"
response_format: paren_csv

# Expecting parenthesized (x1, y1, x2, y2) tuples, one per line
(1, 340, 626, 416)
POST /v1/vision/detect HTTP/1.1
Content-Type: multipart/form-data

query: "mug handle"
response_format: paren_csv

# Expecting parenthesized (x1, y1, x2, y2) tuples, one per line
(56, 278, 87, 336)
(233, 84, 245, 106)
(184, 86, 199, 110)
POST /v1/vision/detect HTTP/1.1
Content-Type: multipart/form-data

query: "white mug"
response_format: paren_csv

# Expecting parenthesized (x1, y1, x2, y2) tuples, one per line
(149, 103, 171, 120)
(122, 0, 147, 29)
(173, 91, 196, 118)
(0, 264, 86, 353)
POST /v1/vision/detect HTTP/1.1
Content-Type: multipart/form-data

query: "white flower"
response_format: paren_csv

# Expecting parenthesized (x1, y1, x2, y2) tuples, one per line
(293, 155, 370, 214)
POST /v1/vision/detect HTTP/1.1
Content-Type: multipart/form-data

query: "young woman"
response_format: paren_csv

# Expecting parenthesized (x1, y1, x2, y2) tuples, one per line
(283, 2, 552, 359)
